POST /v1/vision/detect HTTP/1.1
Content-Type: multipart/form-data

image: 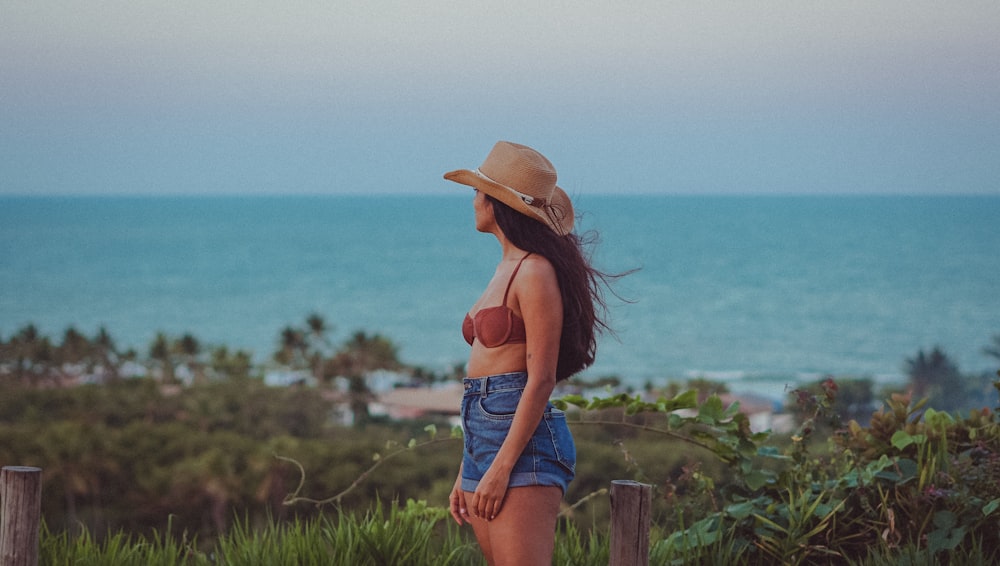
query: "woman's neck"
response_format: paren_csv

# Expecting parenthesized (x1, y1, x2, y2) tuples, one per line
(494, 233, 527, 262)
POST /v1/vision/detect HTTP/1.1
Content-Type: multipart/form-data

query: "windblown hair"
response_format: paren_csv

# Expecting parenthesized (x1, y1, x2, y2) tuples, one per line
(487, 195, 627, 381)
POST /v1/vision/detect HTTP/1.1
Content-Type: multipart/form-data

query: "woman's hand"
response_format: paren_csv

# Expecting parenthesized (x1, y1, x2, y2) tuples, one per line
(470, 464, 511, 521)
(449, 470, 469, 525)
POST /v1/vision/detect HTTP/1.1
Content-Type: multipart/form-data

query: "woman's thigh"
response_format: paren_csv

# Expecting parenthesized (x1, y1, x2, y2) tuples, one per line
(468, 485, 563, 566)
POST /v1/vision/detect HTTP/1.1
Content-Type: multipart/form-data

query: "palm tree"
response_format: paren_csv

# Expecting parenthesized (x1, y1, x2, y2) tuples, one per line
(149, 332, 175, 383)
(10, 324, 55, 386)
(306, 313, 332, 347)
(273, 314, 336, 384)
(93, 326, 121, 383)
(176, 333, 204, 384)
(274, 326, 307, 368)
(58, 326, 118, 385)
(210, 346, 253, 380)
(904, 346, 960, 402)
(305, 313, 333, 383)
(58, 326, 89, 365)
(329, 331, 402, 427)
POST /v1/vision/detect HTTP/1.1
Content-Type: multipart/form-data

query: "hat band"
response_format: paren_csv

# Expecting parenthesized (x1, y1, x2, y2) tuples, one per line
(474, 168, 570, 235)
(473, 169, 547, 208)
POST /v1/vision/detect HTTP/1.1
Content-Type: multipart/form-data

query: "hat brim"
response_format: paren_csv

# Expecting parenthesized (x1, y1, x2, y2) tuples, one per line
(444, 168, 574, 235)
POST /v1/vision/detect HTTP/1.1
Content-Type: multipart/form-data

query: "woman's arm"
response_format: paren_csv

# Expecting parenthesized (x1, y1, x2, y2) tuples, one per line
(468, 257, 563, 520)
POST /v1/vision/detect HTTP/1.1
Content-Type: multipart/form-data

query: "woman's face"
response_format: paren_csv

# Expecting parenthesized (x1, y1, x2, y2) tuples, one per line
(473, 190, 496, 233)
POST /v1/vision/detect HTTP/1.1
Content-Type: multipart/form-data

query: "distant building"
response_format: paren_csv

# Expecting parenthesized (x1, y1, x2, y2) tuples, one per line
(374, 382, 463, 426)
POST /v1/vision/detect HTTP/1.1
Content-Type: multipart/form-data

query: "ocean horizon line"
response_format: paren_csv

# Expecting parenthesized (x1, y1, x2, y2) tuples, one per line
(4, 192, 997, 386)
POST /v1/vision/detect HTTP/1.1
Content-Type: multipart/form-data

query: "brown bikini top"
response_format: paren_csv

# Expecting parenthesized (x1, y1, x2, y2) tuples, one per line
(462, 254, 530, 348)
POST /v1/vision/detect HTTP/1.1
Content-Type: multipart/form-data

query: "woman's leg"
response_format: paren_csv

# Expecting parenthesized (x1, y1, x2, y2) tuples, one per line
(467, 486, 563, 566)
(467, 505, 495, 566)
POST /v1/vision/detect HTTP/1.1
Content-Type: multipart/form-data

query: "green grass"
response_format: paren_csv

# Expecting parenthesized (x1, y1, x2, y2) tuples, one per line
(40, 499, 1000, 566)
(41, 499, 483, 566)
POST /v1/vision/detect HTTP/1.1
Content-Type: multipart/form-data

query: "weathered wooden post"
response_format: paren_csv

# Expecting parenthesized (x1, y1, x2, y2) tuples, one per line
(1, 466, 42, 566)
(609, 480, 652, 566)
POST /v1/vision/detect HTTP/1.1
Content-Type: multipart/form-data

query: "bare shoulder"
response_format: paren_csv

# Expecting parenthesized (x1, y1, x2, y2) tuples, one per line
(514, 254, 559, 298)
(519, 254, 557, 280)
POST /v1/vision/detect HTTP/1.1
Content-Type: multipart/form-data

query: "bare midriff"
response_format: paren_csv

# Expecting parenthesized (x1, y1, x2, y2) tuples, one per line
(465, 342, 528, 378)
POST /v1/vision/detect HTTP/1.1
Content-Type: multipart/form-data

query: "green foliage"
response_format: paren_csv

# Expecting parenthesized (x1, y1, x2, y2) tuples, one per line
(40, 499, 479, 565)
(7, 324, 1000, 563)
(0, 375, 458, 540)
(551, 519, 610, 566)
(39, 518, 205, 566)
(569, 378, 1000, 565)
(555, 389, 768, 480)
(280, 423, 464, 508)
(846, 537, 1000, 566)
(830, 392, 1000, 559)
(901, 345, 998, 413)
(214, 499, 475, 566)
(787, 376, 875, 428)
(16, 375, 1000, 565)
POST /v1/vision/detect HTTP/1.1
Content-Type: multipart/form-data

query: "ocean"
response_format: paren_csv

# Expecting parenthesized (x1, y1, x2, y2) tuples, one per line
(2, 195, 998, 397)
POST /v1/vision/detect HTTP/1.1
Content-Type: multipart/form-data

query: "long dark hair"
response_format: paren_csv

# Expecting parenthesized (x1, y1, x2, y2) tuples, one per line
(488, 195, 626, 381)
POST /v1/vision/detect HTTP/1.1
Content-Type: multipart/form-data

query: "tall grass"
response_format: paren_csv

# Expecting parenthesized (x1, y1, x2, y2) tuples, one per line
(39, 498, 1000, 565)
(40, 517, 205, 566)
(41, 499, 481, 566)
(214, 500, 477, 565)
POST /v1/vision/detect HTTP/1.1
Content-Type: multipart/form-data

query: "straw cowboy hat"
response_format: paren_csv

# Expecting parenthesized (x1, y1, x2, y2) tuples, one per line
(444, 141, 575, 235)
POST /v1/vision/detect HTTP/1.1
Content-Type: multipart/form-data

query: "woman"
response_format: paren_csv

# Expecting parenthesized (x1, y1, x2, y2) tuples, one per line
(444, 141, 617, 565)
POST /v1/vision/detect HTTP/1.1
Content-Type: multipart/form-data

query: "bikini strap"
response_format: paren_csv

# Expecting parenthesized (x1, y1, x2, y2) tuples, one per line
(502, 253, 532, 306)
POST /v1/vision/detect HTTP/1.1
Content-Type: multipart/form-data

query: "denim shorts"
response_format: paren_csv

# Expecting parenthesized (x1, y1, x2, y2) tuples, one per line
(461, 372, 576, 494)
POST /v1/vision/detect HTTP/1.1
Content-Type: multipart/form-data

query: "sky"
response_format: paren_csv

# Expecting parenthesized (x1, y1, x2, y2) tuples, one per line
(2, 1, 999, 196)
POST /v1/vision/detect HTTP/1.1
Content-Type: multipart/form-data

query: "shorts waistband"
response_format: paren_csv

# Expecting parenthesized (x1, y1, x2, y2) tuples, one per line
(463, 372, 528, 396)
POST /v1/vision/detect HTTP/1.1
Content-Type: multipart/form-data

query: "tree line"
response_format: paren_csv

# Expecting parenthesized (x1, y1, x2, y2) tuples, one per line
(3, 318, 997, 414)
(0, 314, 457, 425)
(1, 318, 998, 550)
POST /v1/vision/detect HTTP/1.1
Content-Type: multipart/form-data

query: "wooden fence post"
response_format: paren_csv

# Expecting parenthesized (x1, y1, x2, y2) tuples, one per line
(1, 466, 42, 566)
(609, 480, 652, 566)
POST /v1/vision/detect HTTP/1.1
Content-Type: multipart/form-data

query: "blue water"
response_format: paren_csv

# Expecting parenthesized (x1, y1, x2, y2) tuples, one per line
(2, 195, 998, 395)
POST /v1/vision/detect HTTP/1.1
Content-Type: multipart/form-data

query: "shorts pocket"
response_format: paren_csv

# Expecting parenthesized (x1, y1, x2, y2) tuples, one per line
(477, 388, 523, 419)
(544, 408, 576, 474)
